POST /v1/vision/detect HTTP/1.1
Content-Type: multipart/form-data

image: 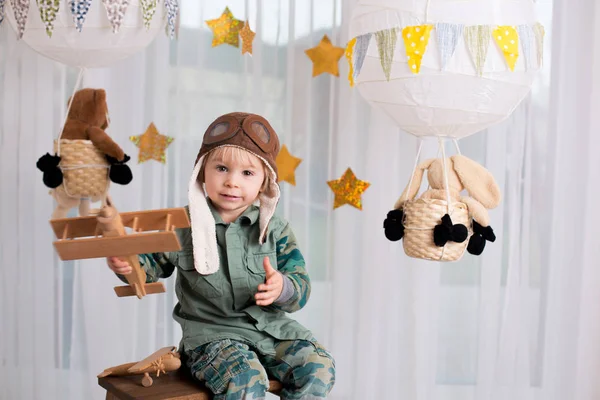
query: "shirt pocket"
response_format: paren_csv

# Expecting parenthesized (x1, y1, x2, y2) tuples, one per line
(247, 250, 277, 276)
(178, 252, 223, 298)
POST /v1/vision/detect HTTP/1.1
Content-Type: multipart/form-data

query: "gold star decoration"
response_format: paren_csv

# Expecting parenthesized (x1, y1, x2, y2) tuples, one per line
(276, 145, 302, 185)
(327, 168, 370, 210)
(206, 7, 243, 47)
(130, 123, 174, 164)
(305, 34, 345, 77)
(240, 20, 256, 55)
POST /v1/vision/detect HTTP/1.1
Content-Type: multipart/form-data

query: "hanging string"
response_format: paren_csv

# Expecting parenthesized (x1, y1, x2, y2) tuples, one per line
(403, 138, 424, 205)
(57, 67, 86, 157)
(438, 137, 453, 216)
(452, 138, 461, 155)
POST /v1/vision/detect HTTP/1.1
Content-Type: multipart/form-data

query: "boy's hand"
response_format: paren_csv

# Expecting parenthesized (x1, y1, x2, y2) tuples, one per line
(255, 257, 283, 306)
(107, 256, 132, 275)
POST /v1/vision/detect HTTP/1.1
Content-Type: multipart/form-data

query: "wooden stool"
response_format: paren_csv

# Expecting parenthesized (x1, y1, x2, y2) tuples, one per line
(99, 370, 282, 399)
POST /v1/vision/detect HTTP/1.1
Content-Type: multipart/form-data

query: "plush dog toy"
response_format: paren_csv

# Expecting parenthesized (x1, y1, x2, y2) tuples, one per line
(384, 155, 501, 255)
(36, 88, 132, 218)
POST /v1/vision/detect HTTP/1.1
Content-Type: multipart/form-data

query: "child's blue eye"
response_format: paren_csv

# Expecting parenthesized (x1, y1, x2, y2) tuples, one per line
(216, 165, 227, 172)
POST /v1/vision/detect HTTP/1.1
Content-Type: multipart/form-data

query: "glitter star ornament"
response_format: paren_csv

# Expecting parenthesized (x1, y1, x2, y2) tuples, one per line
(327, 168, 370, 210)
(239, 20, 255, 55)
(305, 35, 345, 77)
(276, 145, 302, 185)
(206, 6, 243, 48)
(130, 123, 174, 164)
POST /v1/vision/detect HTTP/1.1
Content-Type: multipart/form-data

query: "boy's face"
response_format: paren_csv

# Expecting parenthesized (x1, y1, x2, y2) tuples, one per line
(203, 152, 266, 220)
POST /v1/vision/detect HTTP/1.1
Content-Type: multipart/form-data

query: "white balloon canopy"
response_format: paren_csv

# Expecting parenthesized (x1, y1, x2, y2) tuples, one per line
(349, 0, 541, 139)
(5, 1, 168, 68)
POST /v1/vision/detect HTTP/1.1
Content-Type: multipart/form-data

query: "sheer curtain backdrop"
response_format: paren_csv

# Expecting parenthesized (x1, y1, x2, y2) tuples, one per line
(1, 0, 599, 399)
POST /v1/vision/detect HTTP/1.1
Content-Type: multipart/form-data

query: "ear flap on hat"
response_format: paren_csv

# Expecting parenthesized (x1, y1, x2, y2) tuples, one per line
(188, 157, 220, 275)
(257, 156, 280, 244)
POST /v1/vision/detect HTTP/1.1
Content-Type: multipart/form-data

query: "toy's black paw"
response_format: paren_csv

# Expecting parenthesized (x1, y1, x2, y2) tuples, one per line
(433, 214, 468, 247)
(467, 220, 496, 255)
(107, 154, 133, 185)
(383, 209, 405, 241)
(36, 153, 63, 188)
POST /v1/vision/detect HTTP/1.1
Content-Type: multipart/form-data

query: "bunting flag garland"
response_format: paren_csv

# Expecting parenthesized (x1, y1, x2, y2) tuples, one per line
(37, 0, 60, 37)
(102, 0, 131, 34)
(435, 23, 463, 70)
(493, 26, 519, 71)
(164, 0, 179, 39)
(353, 33, 371, 82)
(327, 168, 370, 210)
(532, 22, 545, 66)
(10, 0, 30, 39)
(401, 24, 433, 74)
(375, 28, 398, 80)
(464, 25, 492, 76)
(70, 0, 92, 32)
(140, 0, 157, 30)
(345, 37, 356, 86)
(239, 20, 255, 55)
(0, 0, 7, 27)
(206, 6, 243, 47)
(517, 24, 534, 70)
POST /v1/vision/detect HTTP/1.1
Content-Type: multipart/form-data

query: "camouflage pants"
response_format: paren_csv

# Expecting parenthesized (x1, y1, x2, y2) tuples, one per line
(185, 338, 335, 400)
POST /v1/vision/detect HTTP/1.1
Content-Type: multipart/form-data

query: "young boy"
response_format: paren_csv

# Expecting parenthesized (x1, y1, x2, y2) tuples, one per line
(107, 112, 335, 400)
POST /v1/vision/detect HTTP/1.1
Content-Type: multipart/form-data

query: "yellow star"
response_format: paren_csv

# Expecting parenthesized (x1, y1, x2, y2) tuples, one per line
(130, 123, 174, 164)
(276, 145, 302, 185)
(240, 20, 256, 55)
(206, 7, 243, 47)
(327, 168, 370, 210)
(305, 34, 345, 77)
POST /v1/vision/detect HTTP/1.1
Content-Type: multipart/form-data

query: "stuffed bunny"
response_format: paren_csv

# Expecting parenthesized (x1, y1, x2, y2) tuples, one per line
(384, 155, 501, 255)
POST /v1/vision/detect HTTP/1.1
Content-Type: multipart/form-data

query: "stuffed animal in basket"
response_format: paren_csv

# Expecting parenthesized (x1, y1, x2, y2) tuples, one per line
(36, 88, 133, 219)
(383, 155, 501, 256)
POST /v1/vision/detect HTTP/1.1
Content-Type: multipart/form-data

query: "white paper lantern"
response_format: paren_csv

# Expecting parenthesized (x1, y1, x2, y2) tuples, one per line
(349, 0, 542, 138)
(5, 0, 167, 68)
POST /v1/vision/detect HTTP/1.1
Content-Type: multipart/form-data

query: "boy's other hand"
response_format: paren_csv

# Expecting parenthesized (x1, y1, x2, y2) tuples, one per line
(255, 256, 283, 306)
(107, 256, 132, 275)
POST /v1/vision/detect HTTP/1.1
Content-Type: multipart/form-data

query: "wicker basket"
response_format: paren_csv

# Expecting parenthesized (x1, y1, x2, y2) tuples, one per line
(402, 198, 471, 262)
(54, 139, 109, 198)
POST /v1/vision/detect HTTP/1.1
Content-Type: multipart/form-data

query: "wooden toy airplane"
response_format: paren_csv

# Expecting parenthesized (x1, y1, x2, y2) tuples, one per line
(97, 346, 181, 387)
(50, 198, 190, 299)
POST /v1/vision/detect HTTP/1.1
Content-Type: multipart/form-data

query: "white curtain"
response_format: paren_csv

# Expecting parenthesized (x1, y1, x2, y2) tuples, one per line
(2, 0, 599, 399)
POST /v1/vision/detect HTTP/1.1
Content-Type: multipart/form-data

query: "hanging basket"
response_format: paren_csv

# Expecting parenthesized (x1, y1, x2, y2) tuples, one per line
(54, 139, 109, 199)
(402, 198, 471, 262)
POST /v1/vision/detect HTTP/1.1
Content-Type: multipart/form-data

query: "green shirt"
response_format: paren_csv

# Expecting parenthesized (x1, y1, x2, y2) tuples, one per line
(137, 202, 313, 355)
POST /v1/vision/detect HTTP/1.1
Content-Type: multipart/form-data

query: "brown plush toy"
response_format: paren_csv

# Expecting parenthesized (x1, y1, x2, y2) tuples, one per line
(61, 88, 125, 160)
(37, 88, 133, 219)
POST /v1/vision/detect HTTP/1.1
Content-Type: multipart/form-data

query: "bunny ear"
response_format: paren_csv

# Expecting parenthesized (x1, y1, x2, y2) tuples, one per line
(393, 158, 435, 209)
(452, 155, 501, 209)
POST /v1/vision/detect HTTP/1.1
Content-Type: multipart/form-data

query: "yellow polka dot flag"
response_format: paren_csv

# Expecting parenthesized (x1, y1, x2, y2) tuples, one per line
(402, 25, 433, 74)
(493, 26, 519, 71)
(345, 37, 357, 86)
